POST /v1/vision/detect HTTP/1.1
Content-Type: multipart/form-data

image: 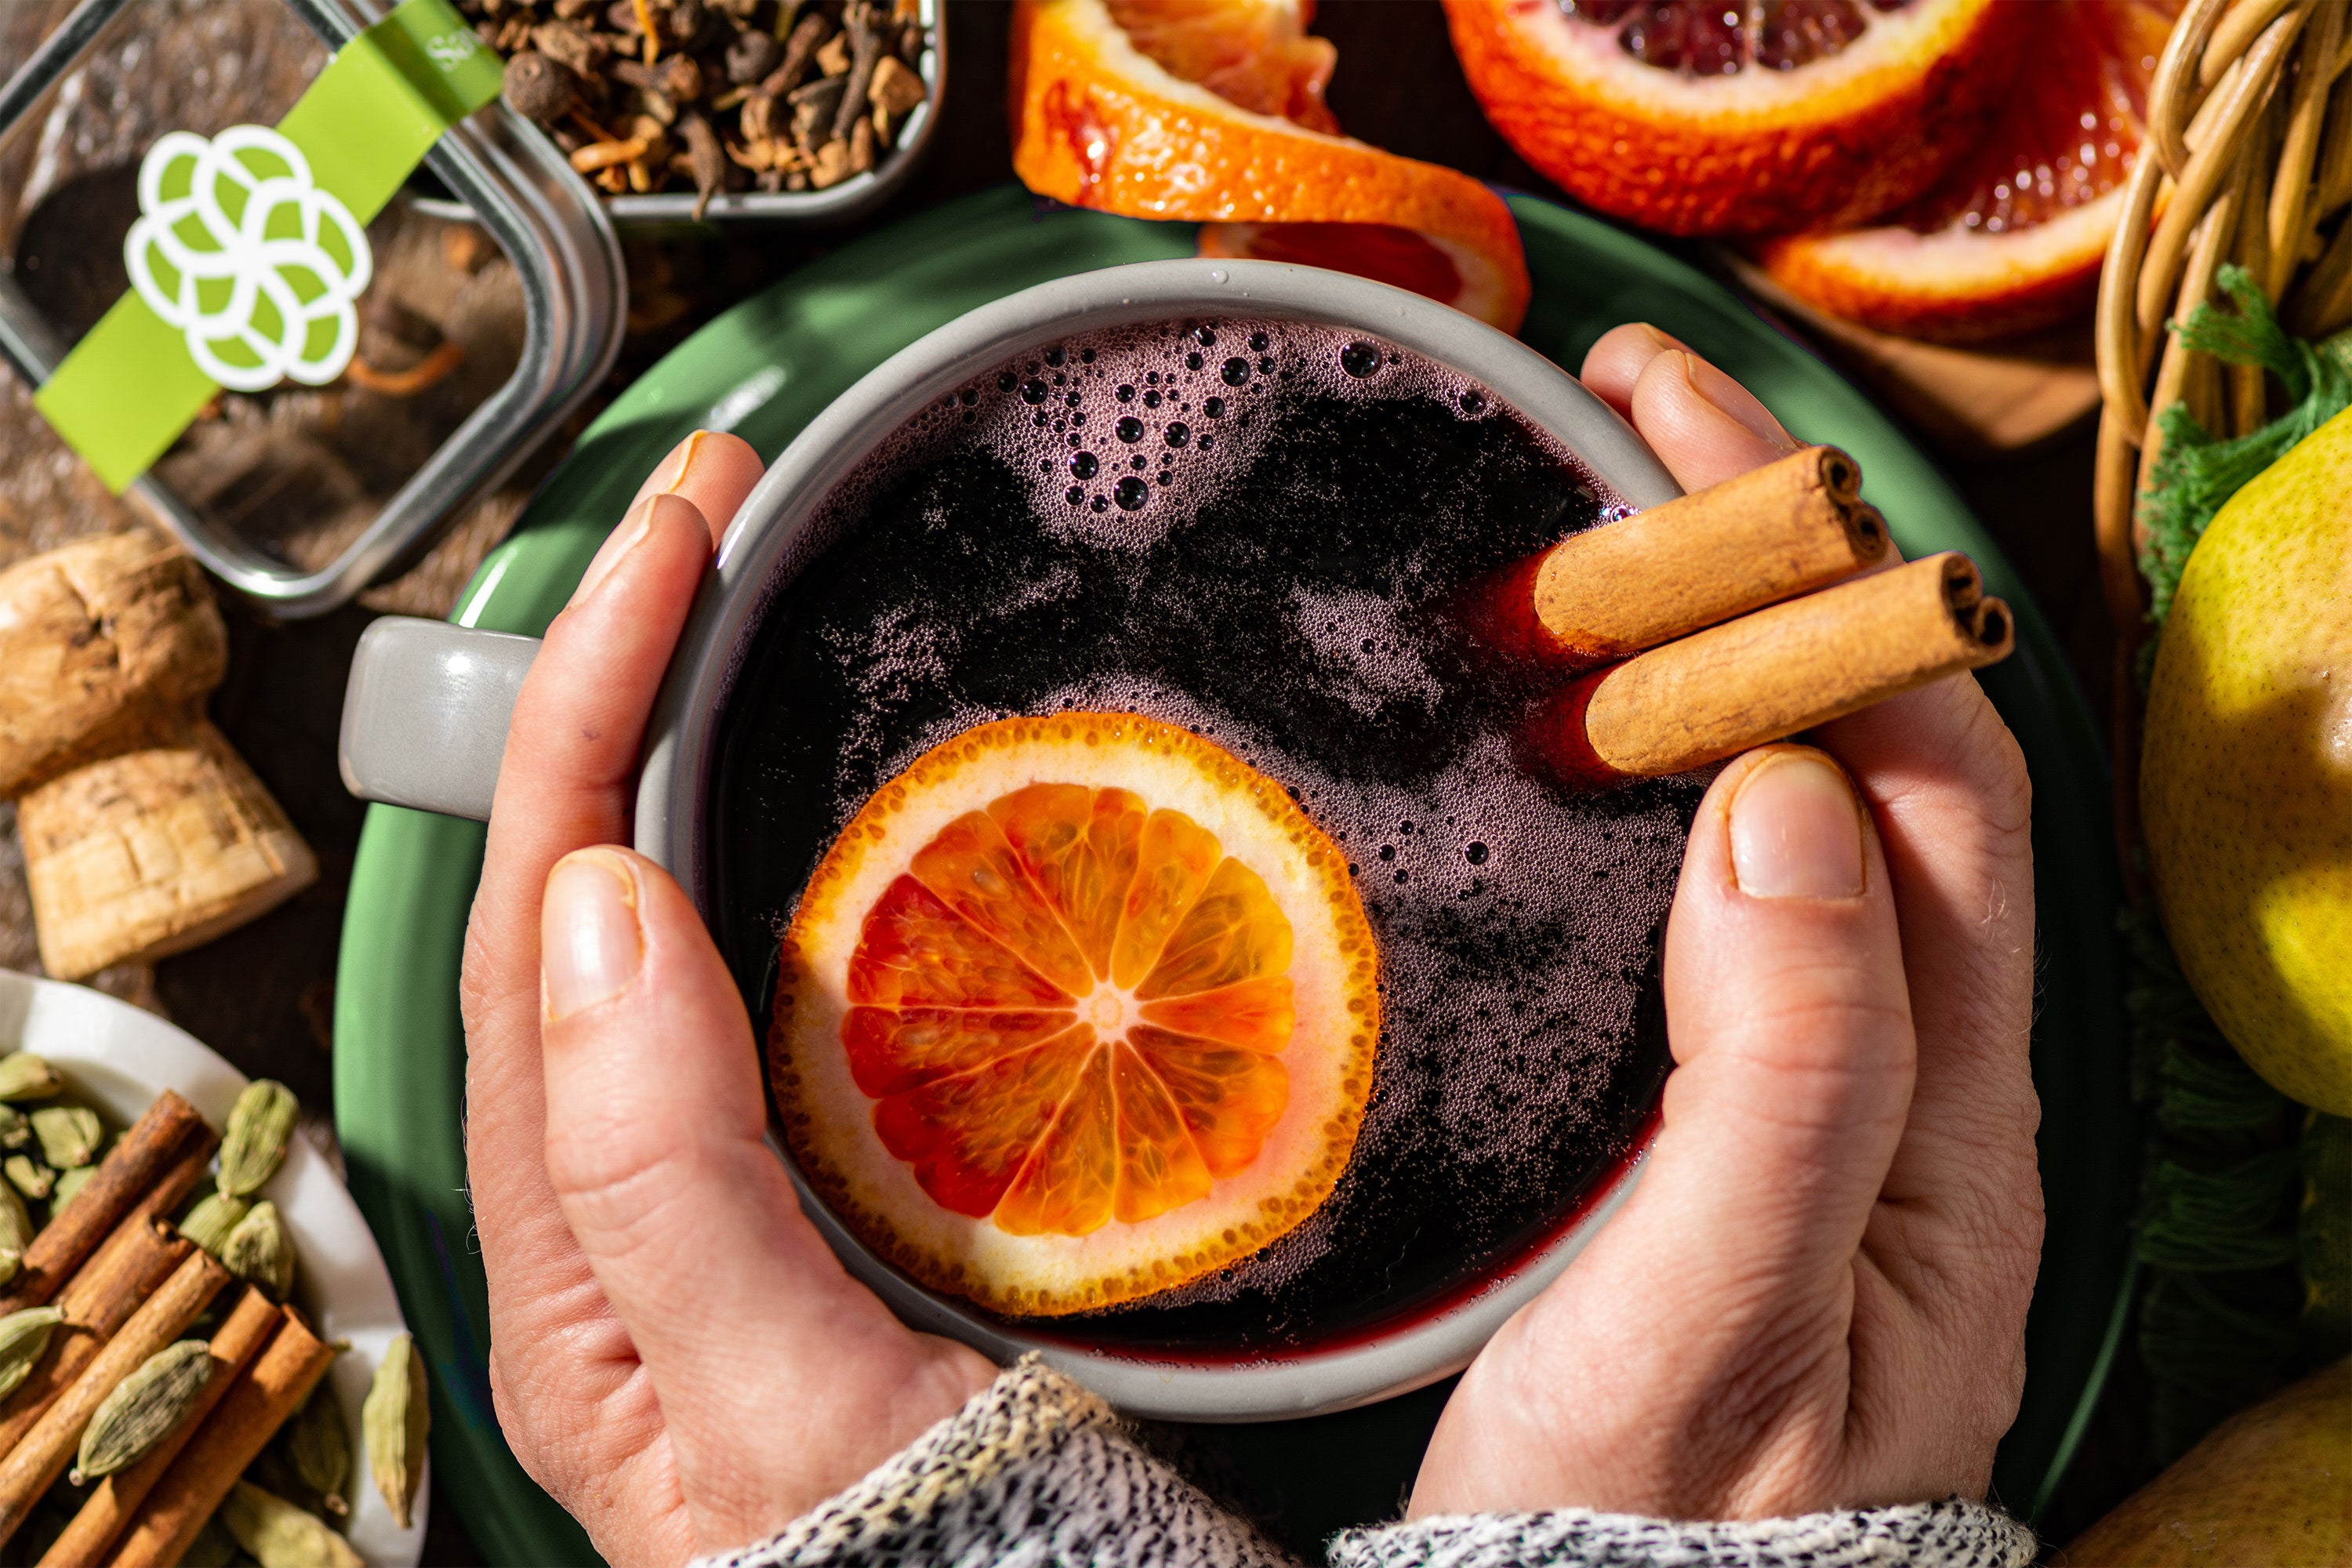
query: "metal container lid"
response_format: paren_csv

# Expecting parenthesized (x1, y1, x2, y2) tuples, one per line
(0, 0, 626, 616)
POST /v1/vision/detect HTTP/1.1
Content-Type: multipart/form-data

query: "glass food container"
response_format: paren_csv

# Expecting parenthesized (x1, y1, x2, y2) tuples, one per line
(0, 0, 626, 615)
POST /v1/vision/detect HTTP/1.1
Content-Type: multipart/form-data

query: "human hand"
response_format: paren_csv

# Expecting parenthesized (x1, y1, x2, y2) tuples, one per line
(458, 433, 995, 1568)
(1411, 326, 2044, 1521)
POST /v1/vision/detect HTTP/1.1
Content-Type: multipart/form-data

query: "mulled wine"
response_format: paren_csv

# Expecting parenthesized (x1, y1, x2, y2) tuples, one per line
(713, 318, 1700, 1351)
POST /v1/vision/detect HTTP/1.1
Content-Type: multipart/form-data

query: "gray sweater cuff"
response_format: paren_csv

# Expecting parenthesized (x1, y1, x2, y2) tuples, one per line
(1330, 1501, 2040, 1567)
(693, 1358, 2038, 1568)
(691, 1356, 1299, 1568)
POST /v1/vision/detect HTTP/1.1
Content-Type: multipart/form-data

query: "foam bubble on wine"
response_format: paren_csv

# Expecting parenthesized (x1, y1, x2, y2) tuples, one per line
(717, 317, 1698, 1342)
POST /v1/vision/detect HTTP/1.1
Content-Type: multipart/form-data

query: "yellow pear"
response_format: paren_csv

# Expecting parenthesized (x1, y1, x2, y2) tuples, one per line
(2143, 405, 2352, 1116)
(2060, 1360, 2350, 1566)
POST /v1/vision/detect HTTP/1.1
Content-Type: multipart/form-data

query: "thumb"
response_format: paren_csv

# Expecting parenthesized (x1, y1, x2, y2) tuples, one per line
(537, 847, 988, 1541)
(1638, 745, 1914, 1312)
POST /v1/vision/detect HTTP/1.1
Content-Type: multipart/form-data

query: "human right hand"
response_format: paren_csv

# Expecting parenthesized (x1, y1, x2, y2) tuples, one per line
(1413, 326, 2046, 1523)
(459, 434, 995, 1568)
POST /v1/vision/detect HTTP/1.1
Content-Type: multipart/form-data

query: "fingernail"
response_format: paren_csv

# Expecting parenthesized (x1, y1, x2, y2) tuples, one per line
(1631, 323, 1682, 356)
(1729, 750, 1865, 899)
(642, 429, 715, 500)
(543, 851, 643, 1021)
(1679, 353, 1800, 454)
(569, 497, 654, 608)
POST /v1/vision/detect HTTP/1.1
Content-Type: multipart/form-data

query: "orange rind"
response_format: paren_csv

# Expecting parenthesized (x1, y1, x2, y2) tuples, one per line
(1011, 0, 1532, 332)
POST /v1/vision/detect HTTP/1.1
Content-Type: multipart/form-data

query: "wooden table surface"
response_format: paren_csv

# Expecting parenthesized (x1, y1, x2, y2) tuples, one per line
(0, 5, 2143, 1562)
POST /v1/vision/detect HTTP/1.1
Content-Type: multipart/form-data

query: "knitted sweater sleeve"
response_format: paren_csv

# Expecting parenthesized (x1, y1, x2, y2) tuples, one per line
(691, 1361, 2040, 1568)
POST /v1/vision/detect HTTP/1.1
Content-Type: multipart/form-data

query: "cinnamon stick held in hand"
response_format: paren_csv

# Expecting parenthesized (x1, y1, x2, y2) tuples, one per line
(1461, 445, 1889, 670)
(1521, 551, 2014, 789)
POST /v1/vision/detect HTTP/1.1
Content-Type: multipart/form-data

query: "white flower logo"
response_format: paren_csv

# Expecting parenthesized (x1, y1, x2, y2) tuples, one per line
(124, 125, 373, 394)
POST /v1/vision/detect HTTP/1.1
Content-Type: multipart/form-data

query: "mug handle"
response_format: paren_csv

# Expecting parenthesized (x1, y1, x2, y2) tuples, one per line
(338, 618, 542, 822)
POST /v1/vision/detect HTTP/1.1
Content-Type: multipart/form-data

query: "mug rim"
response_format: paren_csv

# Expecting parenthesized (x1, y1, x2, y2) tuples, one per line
(635, 257, 1680, 1421)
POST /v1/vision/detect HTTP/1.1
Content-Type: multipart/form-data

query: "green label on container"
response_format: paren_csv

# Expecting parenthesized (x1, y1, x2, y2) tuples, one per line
(34, 0, 503, 494)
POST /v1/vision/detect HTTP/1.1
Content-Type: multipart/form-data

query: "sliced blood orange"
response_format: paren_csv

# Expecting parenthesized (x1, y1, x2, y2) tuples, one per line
(1753, 0, 2178, 343)
(1441, 0, 2029, 237)
(1011, 0, 1533, 332)
(771, 713, 1379, 1317)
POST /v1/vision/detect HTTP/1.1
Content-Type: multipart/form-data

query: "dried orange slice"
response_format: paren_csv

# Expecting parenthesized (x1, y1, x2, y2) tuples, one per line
(1753, 0, 2179, 343)
(1441, 0, 2029, 237)
(1011, 0, 1532, 332)
(771, 713, 1379, 1317)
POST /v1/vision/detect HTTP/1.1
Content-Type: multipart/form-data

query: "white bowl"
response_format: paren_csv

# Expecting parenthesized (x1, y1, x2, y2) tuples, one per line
(0, 971, 426, 1566)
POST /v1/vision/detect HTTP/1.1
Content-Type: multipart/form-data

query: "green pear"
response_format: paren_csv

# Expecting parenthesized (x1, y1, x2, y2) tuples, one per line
(2060, 1359, 2350, 1566)
(2143, 405, 2352, 1115)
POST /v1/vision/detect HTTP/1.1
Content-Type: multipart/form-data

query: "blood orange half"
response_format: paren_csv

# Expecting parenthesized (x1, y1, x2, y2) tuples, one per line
(1011, 0, 1533, 331)
(1442, 0, 2028, 237)
(1755, 0, 2179, 343)
(771, 713, 1380, 1317)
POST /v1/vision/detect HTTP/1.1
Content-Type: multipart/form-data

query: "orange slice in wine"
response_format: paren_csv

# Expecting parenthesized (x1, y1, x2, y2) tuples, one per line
(1011, 0, 1532, 332)
(771, 712, 1379, 1317)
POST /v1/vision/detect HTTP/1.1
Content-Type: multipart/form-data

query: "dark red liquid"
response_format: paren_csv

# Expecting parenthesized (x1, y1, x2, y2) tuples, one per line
(712, 319, 1696, 1353)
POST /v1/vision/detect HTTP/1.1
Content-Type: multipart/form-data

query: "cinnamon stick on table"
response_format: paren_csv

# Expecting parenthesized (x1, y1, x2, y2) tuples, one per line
(1520, 552, 2014, 789)
(103, 1306, 336, 1568)
(0, 1247, 228, 1547)
(38, 1288, 281, 1568)
(1462, 445, 1889, 670)
(0, 1091, 209, 1316)
(0, 1220, 192, 1461)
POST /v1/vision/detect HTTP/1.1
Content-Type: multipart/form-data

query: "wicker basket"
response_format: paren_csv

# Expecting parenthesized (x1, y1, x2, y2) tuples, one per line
(2094, 0, 2352, 831)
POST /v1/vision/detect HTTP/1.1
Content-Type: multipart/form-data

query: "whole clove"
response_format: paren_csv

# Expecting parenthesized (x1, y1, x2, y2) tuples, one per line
(725, 27, 779, 83)
(680, 112, 726, 219)
(762, 10, 833, 96)
(612, 53, 702, 103)
(833, 2, 883, 143)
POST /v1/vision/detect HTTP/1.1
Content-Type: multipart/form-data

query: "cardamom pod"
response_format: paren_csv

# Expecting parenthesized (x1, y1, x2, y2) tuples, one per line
(0, 1053, 61, 1102)
(182, 1515, 241, 1568)
(363, 1332, 428, 1529)
(178, 1190, 251, 1256)
(219, 1080, 300, 1200)
(31, 1105, 101, 1170)
(0, 1176, 30, 1257)
(221, 1201, 295, 1301)
(71, 1338, 213, 1483)
(283, 1381, 351, 1515)
(0, 1307, 62, 1401)
(4, 1156, 52, 1202)
(0, 1105, 27, 1149)
(49, 1163, 95, 1214)
(220, 1480, 365, 1568)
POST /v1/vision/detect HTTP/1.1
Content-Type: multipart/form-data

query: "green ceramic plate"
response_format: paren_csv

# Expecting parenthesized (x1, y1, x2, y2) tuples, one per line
(335, 185, 2132, 1565)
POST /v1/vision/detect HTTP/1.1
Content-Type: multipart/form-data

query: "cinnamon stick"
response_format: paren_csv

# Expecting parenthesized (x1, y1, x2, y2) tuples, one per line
(103, 1308, 334, 1568)
(38, 1289, 281, 1568)
(0, 1248, 227, 1546)
(1464, 445, 1887, 670)
(1520, 552, 2014, 787)
(0, 1093, 210, 1316)
(0, 1221, 191, 1461)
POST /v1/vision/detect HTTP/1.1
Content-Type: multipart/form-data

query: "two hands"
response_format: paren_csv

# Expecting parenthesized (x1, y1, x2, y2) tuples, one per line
(457, 328, 2045, 1566)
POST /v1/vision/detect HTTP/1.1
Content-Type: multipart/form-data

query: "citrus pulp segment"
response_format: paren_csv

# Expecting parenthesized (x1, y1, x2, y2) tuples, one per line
(771, 713, 1380, 1316)
(1441, 0, 2026, 236)
(1010, 0, 1532, 330)
(1755, 0, 2180, 342)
